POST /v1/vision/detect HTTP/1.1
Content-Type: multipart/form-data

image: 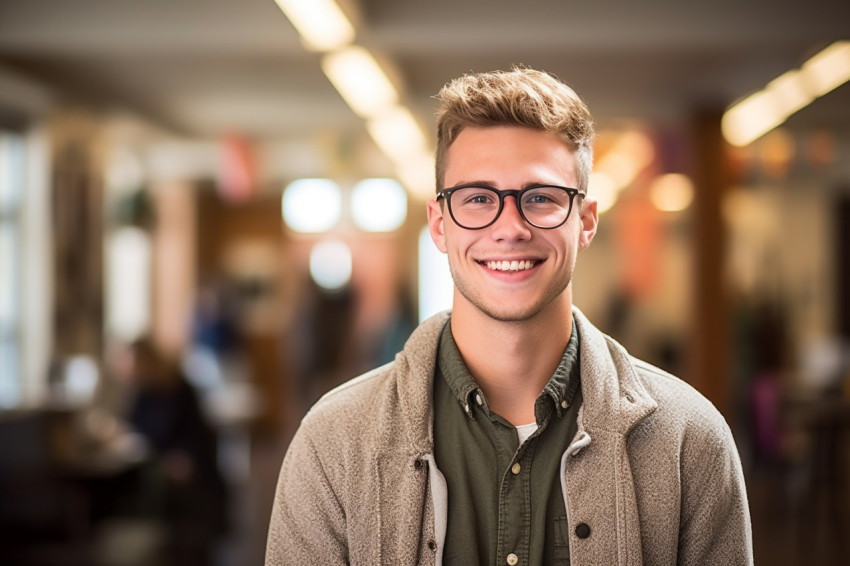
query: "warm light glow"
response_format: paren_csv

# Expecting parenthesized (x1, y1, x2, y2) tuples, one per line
(618, 131, 656, 169)
(366, 105, 429, 163)
(722, 91, 778, 147)
(595, 130, 655, 191)
(322, 47, 399, 118)
(596, 152, 638, 189)
(274, 0, 355, 51)
(723, 41, 850, 147)
(395, 153, 436, 201)
(801, 41, 850, 97)
(767, 70, 815, 118)
(310, 239, 352, 290)
(351, 178, 408, 232)
(588, 172, 618, 213)
(282, 178, 342, 233)
(649, 173, 694, 212)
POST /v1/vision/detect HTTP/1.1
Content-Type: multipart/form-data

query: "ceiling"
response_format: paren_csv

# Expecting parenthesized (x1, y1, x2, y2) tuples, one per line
(0, 0, 848, 153)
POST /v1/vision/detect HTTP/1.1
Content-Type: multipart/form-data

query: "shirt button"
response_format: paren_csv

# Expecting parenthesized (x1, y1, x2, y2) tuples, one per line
(506, 553, 519, 565)
(561, 400, 569, 409)
(575, 522, 591, 539)
(511, 462, 521, 475)
(475, 393, 483, 405)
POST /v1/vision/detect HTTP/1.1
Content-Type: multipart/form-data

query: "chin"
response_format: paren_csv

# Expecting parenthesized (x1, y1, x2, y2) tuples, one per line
(473, 299, 550, 323)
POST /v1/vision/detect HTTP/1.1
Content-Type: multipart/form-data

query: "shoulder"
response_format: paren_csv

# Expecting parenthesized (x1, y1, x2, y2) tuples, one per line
(630, 358, 737, 457)
(300, 361, 399, 437)
(633, 359, 724, 425)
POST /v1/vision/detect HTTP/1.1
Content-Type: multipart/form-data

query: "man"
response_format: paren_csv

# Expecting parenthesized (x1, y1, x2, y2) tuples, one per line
(266, 68, 752, 565)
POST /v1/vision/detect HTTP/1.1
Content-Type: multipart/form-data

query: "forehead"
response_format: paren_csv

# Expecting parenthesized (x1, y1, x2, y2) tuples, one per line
(445, 126, 577, 186)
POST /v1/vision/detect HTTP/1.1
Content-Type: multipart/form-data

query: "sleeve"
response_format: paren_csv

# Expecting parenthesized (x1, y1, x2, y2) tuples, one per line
(265, 421, 348, 566)
(677, 417, 754, 566)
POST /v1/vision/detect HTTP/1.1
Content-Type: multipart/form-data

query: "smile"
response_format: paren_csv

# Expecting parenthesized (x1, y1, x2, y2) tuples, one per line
(482, 259, 539, 272)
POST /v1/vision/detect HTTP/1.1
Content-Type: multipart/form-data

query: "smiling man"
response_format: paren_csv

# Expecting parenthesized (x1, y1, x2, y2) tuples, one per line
(266, 68, 753, 566)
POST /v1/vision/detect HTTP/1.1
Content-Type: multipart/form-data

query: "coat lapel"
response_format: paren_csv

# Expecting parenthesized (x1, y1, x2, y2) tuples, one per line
(565, 308, 657, 565)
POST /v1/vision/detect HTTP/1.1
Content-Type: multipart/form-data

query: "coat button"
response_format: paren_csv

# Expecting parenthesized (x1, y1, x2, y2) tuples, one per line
(427, 539, 437, 552)
(414, 459, 423, 470)
(575, 522, 591, 539)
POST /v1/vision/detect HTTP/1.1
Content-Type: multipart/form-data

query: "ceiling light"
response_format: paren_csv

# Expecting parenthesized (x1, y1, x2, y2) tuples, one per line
(322, 47, 399, 118)
(723, 41, 850, 147)
(767, 70, 815, 118)
(274, 0, 355, 52)
(366, 106, 428, 163)
(800, 41, 850, 97)
(351, 178, 408, 232)
(281, 178, 342, 233)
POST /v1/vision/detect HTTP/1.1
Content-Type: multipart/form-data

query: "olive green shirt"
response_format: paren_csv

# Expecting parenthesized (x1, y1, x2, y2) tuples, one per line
(433, 317, 583, 566)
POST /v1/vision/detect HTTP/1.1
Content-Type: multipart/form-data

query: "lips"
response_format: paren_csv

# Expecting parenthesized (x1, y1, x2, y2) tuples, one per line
(482, 259, 539, 272)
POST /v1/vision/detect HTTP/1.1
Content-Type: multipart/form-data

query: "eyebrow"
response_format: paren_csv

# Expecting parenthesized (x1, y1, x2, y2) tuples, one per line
(448, 180, 569, 189)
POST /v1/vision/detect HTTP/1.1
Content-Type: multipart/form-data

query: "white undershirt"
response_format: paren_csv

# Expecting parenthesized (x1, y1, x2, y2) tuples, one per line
(515, 422, 538, 445)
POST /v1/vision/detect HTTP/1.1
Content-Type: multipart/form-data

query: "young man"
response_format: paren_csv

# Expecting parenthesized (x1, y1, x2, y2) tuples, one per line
(266, 68, 753, 565)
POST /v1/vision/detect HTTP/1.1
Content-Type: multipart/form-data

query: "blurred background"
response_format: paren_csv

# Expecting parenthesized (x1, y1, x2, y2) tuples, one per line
(1, 0, 849, 564)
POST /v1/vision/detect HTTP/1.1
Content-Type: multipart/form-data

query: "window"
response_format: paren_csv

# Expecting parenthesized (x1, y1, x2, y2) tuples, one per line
(0, 131, 23, 407)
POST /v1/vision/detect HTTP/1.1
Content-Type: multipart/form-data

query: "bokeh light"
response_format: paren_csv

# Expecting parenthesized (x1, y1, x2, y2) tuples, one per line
(282, 178, 342, 233)
(309, 238, 353, 290)
(351, 178, 407, 232)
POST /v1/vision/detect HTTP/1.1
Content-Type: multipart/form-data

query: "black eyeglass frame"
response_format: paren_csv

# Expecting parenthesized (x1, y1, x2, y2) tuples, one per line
(435, 183, 585, 230)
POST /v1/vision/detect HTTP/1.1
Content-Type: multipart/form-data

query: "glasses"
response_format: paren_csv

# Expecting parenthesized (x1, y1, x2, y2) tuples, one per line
(436, 183, 584, 230)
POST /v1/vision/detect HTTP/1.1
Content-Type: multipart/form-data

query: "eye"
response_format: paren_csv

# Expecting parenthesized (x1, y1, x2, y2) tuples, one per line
(468, 194, 492, 204)
(455, 187, 498, 206)
(522, 187, 569, 208)
(526, 193, 554, 204)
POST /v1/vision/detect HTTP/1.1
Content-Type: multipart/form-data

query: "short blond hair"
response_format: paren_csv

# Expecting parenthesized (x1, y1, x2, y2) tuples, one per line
(435, 67, 594, 193)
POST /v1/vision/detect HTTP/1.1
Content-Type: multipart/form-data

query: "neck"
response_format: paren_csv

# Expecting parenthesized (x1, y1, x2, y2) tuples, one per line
(450, 294, 574, 425)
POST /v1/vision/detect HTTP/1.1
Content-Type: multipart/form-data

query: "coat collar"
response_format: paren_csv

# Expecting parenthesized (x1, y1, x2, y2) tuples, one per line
(394, 310, 450, 454)
(395, 307, 657, 453)
(573, 307, 658, 435)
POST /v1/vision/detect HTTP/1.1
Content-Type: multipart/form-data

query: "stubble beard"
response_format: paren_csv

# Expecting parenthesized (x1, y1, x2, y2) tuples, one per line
(449, 262, 574, 324)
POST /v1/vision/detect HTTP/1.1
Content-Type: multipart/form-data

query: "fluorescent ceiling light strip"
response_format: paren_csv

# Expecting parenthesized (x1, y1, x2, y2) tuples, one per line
(723, 41, 850, 147)
(366, 106, 428, 162)
(801, 41, 850, 97)
(766, 70, 815, 118)
(322, 47, 399, 118)
(274, 0, 355, 51)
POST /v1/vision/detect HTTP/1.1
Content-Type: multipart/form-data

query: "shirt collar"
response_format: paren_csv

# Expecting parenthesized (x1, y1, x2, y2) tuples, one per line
(437, 316, 581, 421)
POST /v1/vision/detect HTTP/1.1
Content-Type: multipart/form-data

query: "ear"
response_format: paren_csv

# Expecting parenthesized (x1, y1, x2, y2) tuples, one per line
(577, 196, 598, 251)
(426, 198, 448, 253)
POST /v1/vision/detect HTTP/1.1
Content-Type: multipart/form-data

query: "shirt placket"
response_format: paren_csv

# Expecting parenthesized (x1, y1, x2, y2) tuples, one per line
(494, 422, 538, 566)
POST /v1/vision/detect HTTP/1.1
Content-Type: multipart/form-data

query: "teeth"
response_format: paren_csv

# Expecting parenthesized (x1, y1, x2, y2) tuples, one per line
(485, 260, 536, 272)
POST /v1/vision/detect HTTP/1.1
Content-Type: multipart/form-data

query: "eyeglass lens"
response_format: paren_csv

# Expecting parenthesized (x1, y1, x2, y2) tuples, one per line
(447, 186, 575, 229)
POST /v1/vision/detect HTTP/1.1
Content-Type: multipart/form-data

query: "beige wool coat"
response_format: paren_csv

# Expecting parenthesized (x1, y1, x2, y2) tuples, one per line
(266, 309, 753, 565)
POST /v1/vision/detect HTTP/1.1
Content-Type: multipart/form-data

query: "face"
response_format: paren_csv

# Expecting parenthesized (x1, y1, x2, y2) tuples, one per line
(427, 126, 598, 324)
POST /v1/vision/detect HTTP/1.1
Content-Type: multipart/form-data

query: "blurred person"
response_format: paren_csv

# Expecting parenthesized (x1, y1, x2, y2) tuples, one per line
(118, 337, 228, 564)
(267, 68, 752, 565)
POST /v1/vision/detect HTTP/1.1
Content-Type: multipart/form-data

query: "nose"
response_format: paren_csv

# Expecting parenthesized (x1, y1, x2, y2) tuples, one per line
(490, 195, 531, 241)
